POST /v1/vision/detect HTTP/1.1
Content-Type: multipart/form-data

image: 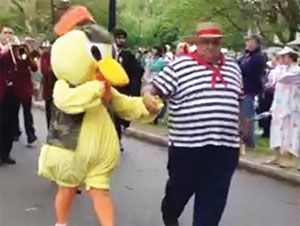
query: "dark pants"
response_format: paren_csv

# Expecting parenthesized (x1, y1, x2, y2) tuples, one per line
(114, 115, 130, 140)
(257, 90, 274, 138)
(161, 145, 239, 226)
(45, 98, 53, 129)
(0, 89, 19, 160)
(15, 97, 36, 143)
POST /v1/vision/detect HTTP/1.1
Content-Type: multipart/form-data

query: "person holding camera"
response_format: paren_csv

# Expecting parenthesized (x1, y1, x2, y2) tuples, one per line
(0, 26, 38, 165)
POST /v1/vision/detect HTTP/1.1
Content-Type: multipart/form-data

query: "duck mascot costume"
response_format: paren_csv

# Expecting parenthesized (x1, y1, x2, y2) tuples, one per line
(38, 6, 162, 226)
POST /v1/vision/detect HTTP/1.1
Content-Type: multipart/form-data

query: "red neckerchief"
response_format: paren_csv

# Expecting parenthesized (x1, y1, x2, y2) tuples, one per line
(187, 52, 227, 89)
(95, 69, 111, 105)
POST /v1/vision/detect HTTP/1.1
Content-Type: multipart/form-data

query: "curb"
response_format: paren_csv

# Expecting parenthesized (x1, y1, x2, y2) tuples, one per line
(125, 128, 300, 186)
(126, 128, 168, 147)
(34, 103, 300, 185)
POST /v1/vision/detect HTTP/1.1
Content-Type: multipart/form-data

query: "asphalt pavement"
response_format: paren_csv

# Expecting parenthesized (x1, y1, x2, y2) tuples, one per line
(0, 109, 299, 226)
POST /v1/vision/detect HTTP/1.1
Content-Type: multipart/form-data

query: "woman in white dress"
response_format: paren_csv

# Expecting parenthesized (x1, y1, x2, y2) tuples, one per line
(268, 46, 300, 168)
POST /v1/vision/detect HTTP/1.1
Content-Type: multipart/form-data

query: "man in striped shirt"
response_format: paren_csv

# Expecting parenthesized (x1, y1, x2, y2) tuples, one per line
(143, 22, 242, 226)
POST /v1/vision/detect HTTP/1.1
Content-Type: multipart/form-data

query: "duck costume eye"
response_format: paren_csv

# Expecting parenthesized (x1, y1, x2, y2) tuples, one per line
(90, 45, 102, 61)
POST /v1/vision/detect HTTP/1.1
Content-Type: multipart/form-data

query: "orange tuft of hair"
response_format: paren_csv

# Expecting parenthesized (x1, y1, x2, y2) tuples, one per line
(54, 5, 95, 37)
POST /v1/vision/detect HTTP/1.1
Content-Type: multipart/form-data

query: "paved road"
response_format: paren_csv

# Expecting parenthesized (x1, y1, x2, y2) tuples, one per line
(0, 109, 299, 226)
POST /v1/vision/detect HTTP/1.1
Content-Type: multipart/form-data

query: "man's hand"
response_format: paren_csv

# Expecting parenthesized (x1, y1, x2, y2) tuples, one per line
(143, 92, 162, 114)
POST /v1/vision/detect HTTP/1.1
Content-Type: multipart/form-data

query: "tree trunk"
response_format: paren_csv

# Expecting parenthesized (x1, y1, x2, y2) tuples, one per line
(108, 0, 116, 32)
(286, 0, 300, 41)
(24, 0, 37, 35)
(277, 0, 300, 42)
(288, 24, 297, 41)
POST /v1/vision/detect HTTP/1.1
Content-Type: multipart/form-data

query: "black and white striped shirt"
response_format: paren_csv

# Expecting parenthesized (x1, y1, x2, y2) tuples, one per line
(152, 55, 242, 148)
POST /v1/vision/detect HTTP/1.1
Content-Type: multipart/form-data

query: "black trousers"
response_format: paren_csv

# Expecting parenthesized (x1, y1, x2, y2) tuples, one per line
(0, 89, 19, 160)
(257, 90, 274, 137)
(15, 97, 36, 143)
(45, 98, 53, 129)
(114, 115, 130, 140)
(161, 145, 239, 226)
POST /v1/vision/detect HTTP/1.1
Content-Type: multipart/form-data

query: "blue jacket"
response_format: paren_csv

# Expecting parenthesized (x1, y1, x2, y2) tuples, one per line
(149, 57, 167, 73)
(238, 48, 266, 95)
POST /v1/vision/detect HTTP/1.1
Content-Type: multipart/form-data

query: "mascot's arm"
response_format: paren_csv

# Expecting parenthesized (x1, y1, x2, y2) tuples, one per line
(111, 88, 163, 123)
(53, 79, 104, 114)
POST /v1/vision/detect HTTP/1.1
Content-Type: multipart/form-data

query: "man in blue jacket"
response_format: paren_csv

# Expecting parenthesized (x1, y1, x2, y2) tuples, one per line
(239, 35, 266, 151)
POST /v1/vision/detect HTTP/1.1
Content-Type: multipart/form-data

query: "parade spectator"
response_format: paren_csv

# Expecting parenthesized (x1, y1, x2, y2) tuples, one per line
(135, 47, 144, 66)
(138, 48, 148, 69)
(112, 28, 144, 151)
(164, 44, 174, 63)
(256, 52, 283, 137)
(149, 46, 167, 78)
(144, 49, 152, 68)
(238, 35, 266, 151)
(40, 40, 56, 129)
(148, 46, 168, 124)
(141, 49, 153, 84)
(143, 22, 242, 226)
(268, 46, 300, 168)
(266, 53, 286, 86)
(175, 42, 189, 58)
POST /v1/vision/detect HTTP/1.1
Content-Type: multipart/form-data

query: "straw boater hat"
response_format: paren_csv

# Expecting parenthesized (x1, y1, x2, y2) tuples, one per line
(184, 22, 224, 43)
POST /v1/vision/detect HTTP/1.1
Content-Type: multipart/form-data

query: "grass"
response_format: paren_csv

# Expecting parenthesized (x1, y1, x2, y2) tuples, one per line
(133, 122, 274, 156)
(254, 137, 273, 155)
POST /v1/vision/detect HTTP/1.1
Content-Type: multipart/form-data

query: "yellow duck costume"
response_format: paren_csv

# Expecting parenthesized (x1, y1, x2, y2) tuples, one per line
(38, 8, 162, 191)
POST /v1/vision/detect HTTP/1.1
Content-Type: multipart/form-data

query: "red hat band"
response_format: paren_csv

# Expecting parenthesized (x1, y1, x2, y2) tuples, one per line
(197, 28, 222, 37)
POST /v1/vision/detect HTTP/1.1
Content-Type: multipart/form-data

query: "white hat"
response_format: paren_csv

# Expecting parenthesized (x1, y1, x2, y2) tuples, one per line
(42, 40, 51, 48)
(221, 48, 228, 54)
(277, 46, 299, 56)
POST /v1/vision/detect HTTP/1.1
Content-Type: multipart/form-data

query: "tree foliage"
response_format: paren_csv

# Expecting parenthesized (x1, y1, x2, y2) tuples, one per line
(117, 0, 299, 48)
(0, 0, 299, 48)
(241, 0, 300, 44)
(0, 0, 53, 35)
